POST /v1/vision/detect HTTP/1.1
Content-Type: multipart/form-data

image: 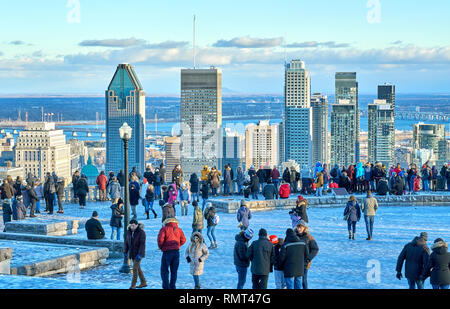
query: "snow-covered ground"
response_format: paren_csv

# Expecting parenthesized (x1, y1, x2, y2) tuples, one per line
(1, 199, 448, 289)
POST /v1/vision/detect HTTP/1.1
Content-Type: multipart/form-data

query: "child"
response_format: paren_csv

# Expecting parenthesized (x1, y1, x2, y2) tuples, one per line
(179, 183, 191, 216)
(168, 184, 178, 206)
(288, 210, 301, 228)
(185, 232, 209, 289)
(413, 176, 421, 194)
(12, 195, 27, 221)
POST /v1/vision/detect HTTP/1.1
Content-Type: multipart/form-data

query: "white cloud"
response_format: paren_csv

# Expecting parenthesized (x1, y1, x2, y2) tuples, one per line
(213, 36, 283, 48)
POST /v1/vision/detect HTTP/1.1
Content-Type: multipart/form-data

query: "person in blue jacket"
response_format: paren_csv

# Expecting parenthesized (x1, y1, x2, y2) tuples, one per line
(343, 195, 361, 240)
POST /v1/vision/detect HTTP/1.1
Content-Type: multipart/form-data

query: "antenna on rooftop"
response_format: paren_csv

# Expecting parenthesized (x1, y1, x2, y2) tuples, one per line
(193, 14, 196, 69)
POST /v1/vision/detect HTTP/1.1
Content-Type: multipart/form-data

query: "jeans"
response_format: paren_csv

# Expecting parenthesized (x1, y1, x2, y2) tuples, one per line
(207, 225, 216, 243)
(111, 226, 121, 240)
(35, 200, 40, 212)
(193, 275, 200, 287)
(224, 183, 230, 195)
(273, 179, 279, 192)
(181, 201, 189, 216)
(236, 266, 247, 289)
(347, 220, 357, 233)
(432, 284, 449, 289)
(302, 268, 308, 289)
(154, 185, 161, 200)
(252, 274, 268, 289)
(409, 177, 415, 192)
(364, 215, 375, 238)
(212, 187, 217, 196)
(274, 270, 286, 289)
(323, 182, 328, 192)
(251, 191, 258, 199)
(191, 192, 199, 202)
(202, 198, 208, 211)
(370, 180, 375, 191)
(407, 278, 424, 289)
(315, 187, 323, 196)
(422, 179, 429, 192)
(237, 183, 243, 194)
(161, 250, 180, 289)
(285, 276, 303, 289)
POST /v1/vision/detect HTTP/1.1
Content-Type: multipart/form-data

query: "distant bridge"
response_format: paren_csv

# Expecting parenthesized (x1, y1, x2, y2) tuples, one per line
(360, 110, 450, 122)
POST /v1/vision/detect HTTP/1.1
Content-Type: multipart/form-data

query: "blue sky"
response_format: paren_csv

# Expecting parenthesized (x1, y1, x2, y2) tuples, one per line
(1, 0, 450, 95)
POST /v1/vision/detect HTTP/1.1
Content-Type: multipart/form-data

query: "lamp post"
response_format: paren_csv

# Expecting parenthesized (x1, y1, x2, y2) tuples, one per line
(119, 122, 132, 273)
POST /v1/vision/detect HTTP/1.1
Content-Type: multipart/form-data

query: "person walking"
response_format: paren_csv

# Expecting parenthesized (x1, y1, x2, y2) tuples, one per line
(396, 232, 430, 289)
(192, 201, 204, 234)
(279, 228, 309, 289)
(343, 195, 361, 240)
(109, 198, 124, 240)
(204, 202, 218, 249)
(185, 232, 209, 289)
(129, 182, 140, 220)
(107, 176, 121, 204)
(295, 221, 319, 289)
(157, 217, 187, 289)
(294, 195, 309, 223)
(96, 171, 108, 201)
(361, 191, 378, 240)
(421, 238, 450, 289)
(145, 184, 157, 219)
(124, 219, 147, 289)
(247, 228, 274, 289)
(179, 182, 191, 216)
(234, 228, 253, 289)
(237, 199, 252, 231)
(200, 180, 209, 211)
(189, 173, 200, 202)
(85, 211, 105, 240)
(271, 235, 286, 289)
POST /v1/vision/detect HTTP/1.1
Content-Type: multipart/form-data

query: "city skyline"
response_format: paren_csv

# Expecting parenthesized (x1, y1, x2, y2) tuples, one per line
(1, 1, 450, 94)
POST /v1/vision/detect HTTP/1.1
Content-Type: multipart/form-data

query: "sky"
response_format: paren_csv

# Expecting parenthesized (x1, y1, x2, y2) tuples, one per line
(1, 0, 450, 95)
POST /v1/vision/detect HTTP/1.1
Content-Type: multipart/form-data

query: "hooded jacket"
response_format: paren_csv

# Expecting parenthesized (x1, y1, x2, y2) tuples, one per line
(157, 218, 186, 252)
(237, 205, 252, 228)
(96, 173, 108, 190)
(234, 233, 250, 268)
(185, 232, 209, 276)
(124, 223, 146, 259)
(107, 180, 121, 200)
(192, 205, 204, 230)
(422, 241, 450, 285)
(189, 173, 199, 193)
(109, 203, 124, 228)
(161, 203, 175, 223)
(396, 237, 430, 280)
(356, 162, 365, 179)
(168, 183, 178, 205)
(12, 199, 27, 220)
(294, 200, 309, 223)
(247, 235, 274, 276)
(344, 200, 361, 222)
(279, 229, 309, 277)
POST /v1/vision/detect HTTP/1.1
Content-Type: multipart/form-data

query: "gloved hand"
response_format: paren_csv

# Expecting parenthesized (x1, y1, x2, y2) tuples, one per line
(198, 258, 202, 263)
(396, 272, 402, 280)
(186, 256, 191, 263)
(135, 254, 142, 262)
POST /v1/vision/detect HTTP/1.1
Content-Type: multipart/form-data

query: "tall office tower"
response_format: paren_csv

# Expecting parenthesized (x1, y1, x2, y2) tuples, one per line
(279, 120, 285, 164)
(164, 135, 181, 183)
(106, 63, 146, 174)
(367, 100, 395, 166)
(438, 139, 450, 168)
(180, 67, 222, 179)
(219, 128, 245, 173)
(311, 93, 329, 164)
(335, 72, 359, 161)
(245, 120, 280, 169)
(412, 123, 446, 165)
(284, 59, 312, 168)
(330, 100, 356, 167)
(14, 122, 71, 182)
(378, 83, 396, 115)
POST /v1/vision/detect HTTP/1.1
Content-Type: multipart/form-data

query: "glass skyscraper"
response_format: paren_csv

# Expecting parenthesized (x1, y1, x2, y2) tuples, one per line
(106, 63, 146, 174)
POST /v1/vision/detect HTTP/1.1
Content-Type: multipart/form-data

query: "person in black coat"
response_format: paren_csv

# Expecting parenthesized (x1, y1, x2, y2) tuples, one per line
(110, 199, 124, 240)
(143, 167, 154, 185)
(283, 168, 291, 184)
(396, 232, 430, 289)
(279, 228, 309, 289)
(338, 172, 351, 193)
(343, 196, 361, 240)
(200, 181, 209, 211)
(124, 219, 147, 289)
(43, 174, 56, 213)
(250, 174, 259, 200)
(85, 211, 105, 240)
(262, 179, 278, 200)
(56, 177, 65, 213)
(129, 183, 140, 219)
(189, 173, 200, 202)
(27, 184, 38, 218)
(421, 238, 450, 289)
(234, 230, 253, 289)
(76, 175, 89, 208)
(376, 178, 389, 196)
(246, 228, 274, 289)
(272, 237, 286, 289)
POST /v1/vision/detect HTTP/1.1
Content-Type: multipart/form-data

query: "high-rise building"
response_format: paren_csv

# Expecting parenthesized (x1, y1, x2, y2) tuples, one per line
(219, 128, 245, 173)
(412, 123, 446, 166)
(180, 67, 222, 179)
(367, 100, 395, 166)
(331, 100, 356, 167)
(378, 83, 396, 115)
(245, 120, 280, 169)
(164, 135, 181, 183)
(106, 64, 146, 174)
(335, 72, 359, 161)
(284, 59, 312, 168)
(14, 122, 71, 182)
(311, 93, 329, 164)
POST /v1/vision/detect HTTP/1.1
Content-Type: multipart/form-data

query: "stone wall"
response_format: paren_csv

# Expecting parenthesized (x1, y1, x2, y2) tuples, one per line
(0, 248, 12, 275)
(5, 220, 79, 236)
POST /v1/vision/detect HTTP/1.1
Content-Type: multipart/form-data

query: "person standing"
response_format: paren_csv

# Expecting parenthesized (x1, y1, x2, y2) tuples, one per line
(262, 179, 278, 200)
(76, 175, 89, 209)
(160, 163, 166, 185)
(236, 166, 245, 195)
(107, 176, 121, 204)
(192, 201, 204, 234)
(343, 195, 361, 240)
(185, 232, 209, 289)
(139, 178, 149, 218)
(430, 166, 438, 192)
(234, 228, 253, 289)
(124, 219, 147, 289)
(27, 182, 38, 218)
(237, 199, 252, 231)
(247, 228, 274, 289)
(145, 184, 157, 219)
(43, 173, 56, 214)
(117, 169, 125, 198)
(34, 180, 43, 214)
(361, 191, 378, 240)
(56, 177, 65, 214)
(1, 179, 14, 231)
(189, 173, 200, 202)
(157, 217, 187, 289)
(204, 202, 218, 249)
(294, 195, 309, 223)
(250, 174, 259, 200)
(421, 238, 450, 289)
(270, 166, 280, 193)
(12, 195, 27, 220)
(315, 168, 324, 197)
(396, 232, 430, 289)
(109, 198, 124, 240)
(96, 171, 108, 201)
(71, 170, 80, 203)
(271, 235, 286, 289)
(129, 182, 140, 220)
(153, 168, 162, 200)
(295, 221, 319, 289)
(279, 228, 309, 289)
(209, 167, 221, 196)
(179, 183, 191, 216)
(223, 164, 233, 196)
(200, 180, 209, 211)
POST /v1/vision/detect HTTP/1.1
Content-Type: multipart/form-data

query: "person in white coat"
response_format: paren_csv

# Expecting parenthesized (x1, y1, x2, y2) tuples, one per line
(185, 231, 209, 289)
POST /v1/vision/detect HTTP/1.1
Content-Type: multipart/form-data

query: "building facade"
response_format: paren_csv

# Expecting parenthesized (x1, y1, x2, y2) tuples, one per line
(330, 100, 356, 167)
(245, 120, 279, 169)
(368, 100, 395, 166)
(284, 59, 312, 168)
(14, 122, 71, 182)
(106, 63, 146, 175)
(412, 123, 446, 166)
(220, 128, 244, 174)
(180, 67, 222, 179)
(378, 83, 396, 114)
(311, 93, 329, 165)
(164, 135, 181, 183)
(335, 72, 359, 161)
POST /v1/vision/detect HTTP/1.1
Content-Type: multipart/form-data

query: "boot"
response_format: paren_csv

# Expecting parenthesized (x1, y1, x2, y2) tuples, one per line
(352, 232, 355, 240)
(152, 209, 157, 218)
(348, 231, 352, 239)
(146, 211, 149, 219)
(209, 242, 215, 249)
(137, 283, 147, 288)
(214, 241, 218, 249)
(195, 285, 201, 289)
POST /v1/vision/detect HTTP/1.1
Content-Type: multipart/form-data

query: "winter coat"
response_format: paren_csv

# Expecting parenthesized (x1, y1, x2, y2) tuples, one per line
(250, 175, 259, 193)
(290, 212, 301, 228)
(297, 229, 319, 269)
(109, 203, 124, 228)
(279, 229, 309, 277)
(76, 177, 89, 196)
(13, 181, 23, 197)
(2, 202, 12, 225)
(129, 185, 140, 206)
(338, 175, 351, 191)
(189, 174, 199, 193)
(44, 178, 56, 197)
(12, 199, 27, 220)
(172, 168, 183, 187)
(236, 168, 245, 186)
(157, 218, 186, 252)
(256, 169, 266, 184)
(179, 187, 191, 202)
(168, 184, 178, 205)
(364, 165, 372, 181)
(282, 169, 291, 183)
(279, 183, 290, 198)
(234, 233, 251, 267)
(237, 206, 252, 229)
(247, 236, 274, 276)
(153, 171, 162, 186)
(161, 203, 175, 222)
(124, 223, 146, 260)
(204, 206, 217, 227)
(273, 239, 285, 271)
(72, 174, 80, 192)
(315, 172, 324, 188)
(262, 183, 277, 200)
(224, 167, 232, 185)
(201, 168, 210, 182)
(192, 206, 204, 230)
(355, 162, 365, 180)
(56, 180, 65, 198)
(139, 182, 149, 200)
(396, 237, 430, 280)
(85, 218, 105, 240)
(270, 168, 280, 181)
(294, 201, 309, 223)
(28, 186, 39, 203)
(117, 171, 125, 187)
(21, 185, 30, 207)
(107, 180, 121, 200)
(1, 183, 14, 199)
(96, 174, 108, 190)
(362, 196, 378, 216)
(377, 179, 389, 195)
(34, 185, 43, 200)
(145, 187, 155, 202)
(185, 232, 209, 276)
(209, 170, 221, 189)
(143, 170, 154, 184)
(422, 241, 450, 285)
(200, 182, 209, 199)
(343, 201, 361, 222)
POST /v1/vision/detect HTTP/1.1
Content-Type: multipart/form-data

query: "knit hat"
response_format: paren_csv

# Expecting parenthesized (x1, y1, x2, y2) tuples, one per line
(269, 235, 278, 244)
(159, 200, 165, 207)
(92, 211, 98, 217)
(259, 228, 268, 237)
(192, 200, 198, 207)
(129, 219, 138, 225)
(240, 199, 247, 206)
(420, 232, 428, 241)
(298, 220, 307, 227)
(143, 178, 147, 184)
(297, 195, 304, 202)
(117, 198, 123, 205)
(244, 228, 254, 240)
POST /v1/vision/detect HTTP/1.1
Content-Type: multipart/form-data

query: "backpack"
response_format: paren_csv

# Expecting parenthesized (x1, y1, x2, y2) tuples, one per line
(213, 214, 220, 225)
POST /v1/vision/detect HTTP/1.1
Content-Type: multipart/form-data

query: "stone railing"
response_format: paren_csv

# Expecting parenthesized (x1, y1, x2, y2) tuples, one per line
(62, 185, 102, 204)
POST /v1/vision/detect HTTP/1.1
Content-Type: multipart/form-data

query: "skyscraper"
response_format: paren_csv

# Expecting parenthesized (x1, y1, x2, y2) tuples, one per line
(220, 128, 244, 173)
(106, 64, 146, 174)
(335, 72, 359, 161)
(164, 135, 181, 183)
(245, 120, 280, 169)
(378, 83, 396, 115)
(412, 123, 446, 166)
(311, 93, 329, 164)
(331, 100, 356, 167)
(180, 67, 222, 179)
(368, 100, 395, 166)
(284, 59, 312, 168)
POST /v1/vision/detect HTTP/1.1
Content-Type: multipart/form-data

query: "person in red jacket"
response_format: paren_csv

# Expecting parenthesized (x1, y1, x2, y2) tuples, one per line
(157, 217, 186, 289)
(279, 182, 291, 199)
(96, 171, 108, 201)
